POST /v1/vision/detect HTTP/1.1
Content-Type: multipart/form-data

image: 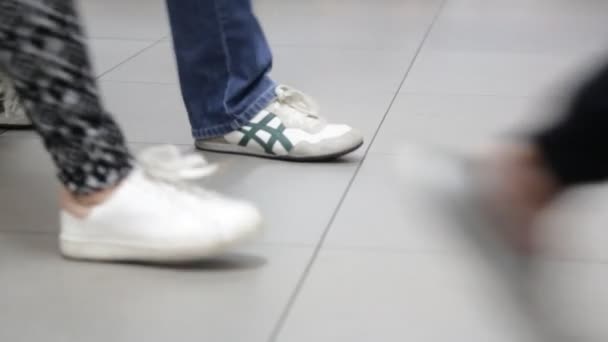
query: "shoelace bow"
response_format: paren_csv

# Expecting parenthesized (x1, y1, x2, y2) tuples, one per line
(274, 85, 320, 119)
(137, 145, 218, 185)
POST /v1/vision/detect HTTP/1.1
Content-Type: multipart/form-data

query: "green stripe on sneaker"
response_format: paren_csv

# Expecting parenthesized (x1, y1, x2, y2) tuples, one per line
(237, 113, 277, 147)
(236, 113, 294, 155)
(275, 124, 294, 151)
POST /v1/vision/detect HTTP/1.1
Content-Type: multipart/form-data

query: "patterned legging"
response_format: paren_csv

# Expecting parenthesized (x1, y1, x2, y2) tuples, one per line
(0, 0, 133, 195)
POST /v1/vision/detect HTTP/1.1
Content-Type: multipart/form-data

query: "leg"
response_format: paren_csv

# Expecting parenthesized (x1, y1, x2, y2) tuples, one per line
(0, 0, 133, 196)
(535, 62, 608, 187)
(166, 0, 364, 160)
(165, 0, 277, 139)
(484, 61, 608, 251)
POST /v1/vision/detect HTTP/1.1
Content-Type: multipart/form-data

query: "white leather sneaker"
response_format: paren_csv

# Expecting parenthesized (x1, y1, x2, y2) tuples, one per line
(60, 145, 262, 263)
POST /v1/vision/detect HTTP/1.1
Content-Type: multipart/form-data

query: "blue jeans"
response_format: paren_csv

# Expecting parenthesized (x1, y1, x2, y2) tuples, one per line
(166, 0, 277, 139)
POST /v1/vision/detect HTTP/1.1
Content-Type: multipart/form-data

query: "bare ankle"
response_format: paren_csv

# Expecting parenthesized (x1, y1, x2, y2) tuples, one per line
(60, 186, 119, 219)
(482, 143, 561, 253)
(501, 144, 560, 201)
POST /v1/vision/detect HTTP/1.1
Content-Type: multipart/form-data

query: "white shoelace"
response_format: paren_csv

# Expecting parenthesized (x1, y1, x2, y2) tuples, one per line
(275, 85, 319, 117)
(134, 146, 225, 215)
(270, 85, 325, 131)
(138, 145, 218, 186)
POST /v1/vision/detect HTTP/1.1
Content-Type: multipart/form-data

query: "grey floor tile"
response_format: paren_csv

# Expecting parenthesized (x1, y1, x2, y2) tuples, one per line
(89, 39, 156, 77)
(534, 186, 608, 263)
(442, 0, 608, 18)
(370, 93, 554, 155)
(0, 136, 60, 235)
(0, 232, 313, 342)
(402, 48, 605, 97)
(271, 47, 415, 94)
(364, 93, 608, 262)
(276, 249, 538, 342)
(194, 151, 361, 246)
(0, 136, 359, 246)
(98, 81, 191, 144)
(324, 153, 474, 253)
(528, 259, 608, 340)
(255, 0, 440, 49)
(426, 0, 608, 54)
(100, 41, 416, 93)
(79, 0, 169, 40)
(323, 153, 608, 264)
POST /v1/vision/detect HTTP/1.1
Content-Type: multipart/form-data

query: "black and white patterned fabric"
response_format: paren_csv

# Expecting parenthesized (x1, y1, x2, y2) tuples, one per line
(0, 0, 133, 194)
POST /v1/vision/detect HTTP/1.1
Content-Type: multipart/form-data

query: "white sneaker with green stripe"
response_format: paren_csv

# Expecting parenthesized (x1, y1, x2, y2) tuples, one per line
(196, 85, 364, 161)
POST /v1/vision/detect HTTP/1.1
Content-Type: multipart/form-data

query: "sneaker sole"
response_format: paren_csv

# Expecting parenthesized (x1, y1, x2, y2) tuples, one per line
(60, 219, 261, 263)
(195, 140, 364, 162)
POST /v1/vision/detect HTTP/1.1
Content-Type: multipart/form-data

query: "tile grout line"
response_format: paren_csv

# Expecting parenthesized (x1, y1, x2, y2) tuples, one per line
(95, 36, 168, 80)
(266, 1, 449, 341)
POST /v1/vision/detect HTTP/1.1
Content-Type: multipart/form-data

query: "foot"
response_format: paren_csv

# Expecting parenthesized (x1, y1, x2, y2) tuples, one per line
(60, 145, 262, 263)
(196, 85, 364, 161)
(479, 144, 560, 253)
(0, 73, 33, 129)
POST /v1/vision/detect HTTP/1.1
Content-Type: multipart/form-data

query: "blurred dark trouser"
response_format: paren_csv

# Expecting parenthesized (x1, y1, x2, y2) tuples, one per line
(535, 62, 608, 187)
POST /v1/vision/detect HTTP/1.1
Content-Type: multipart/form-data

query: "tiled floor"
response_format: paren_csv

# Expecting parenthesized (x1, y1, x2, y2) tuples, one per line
(2, 0, 608, 341)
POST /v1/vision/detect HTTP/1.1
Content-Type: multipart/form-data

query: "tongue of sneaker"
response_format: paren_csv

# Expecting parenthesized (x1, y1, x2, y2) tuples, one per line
(269, 85, 327, 133)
